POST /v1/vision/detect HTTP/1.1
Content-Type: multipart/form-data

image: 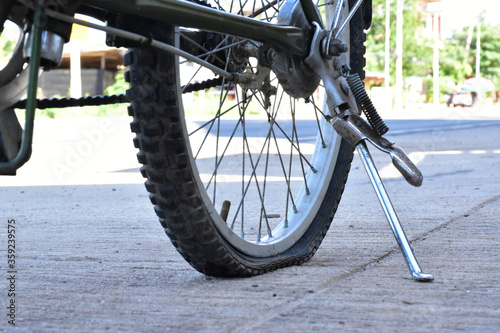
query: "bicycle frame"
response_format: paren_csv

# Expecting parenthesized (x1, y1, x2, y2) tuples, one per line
(87, 0, 311, 56)
(0, 0, 314, 174)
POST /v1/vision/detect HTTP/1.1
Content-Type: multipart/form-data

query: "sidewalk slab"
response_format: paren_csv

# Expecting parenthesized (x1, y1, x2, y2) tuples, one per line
(1, 116, 499, 331)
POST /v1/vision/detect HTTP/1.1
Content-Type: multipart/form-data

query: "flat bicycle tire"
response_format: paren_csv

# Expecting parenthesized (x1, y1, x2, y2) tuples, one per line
(126, 0, 369, 276)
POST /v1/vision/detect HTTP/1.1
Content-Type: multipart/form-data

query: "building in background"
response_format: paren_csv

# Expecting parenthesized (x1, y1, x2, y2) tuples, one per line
(39, 49, 124, 98)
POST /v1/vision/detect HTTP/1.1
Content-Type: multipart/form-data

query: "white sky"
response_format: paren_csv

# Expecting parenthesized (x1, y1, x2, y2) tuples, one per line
(440, 0, 500, 37)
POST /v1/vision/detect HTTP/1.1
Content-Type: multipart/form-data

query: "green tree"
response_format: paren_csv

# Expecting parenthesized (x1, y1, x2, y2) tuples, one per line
(439, 29, 473, 92)
(469, 23, 500, 88)
(1, 39, 15, 60)
(0, 31, 17, 67)
(440, 21, 500, 91)
(365, 0, 433, 86)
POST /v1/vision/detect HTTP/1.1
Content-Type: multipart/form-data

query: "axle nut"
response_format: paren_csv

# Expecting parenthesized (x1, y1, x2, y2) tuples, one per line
(266, 48, 277, 63)
(329, 39, 348, 57)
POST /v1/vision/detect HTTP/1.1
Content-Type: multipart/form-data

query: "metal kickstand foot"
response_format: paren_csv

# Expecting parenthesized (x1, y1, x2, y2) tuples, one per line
(357, 142, 434, 282)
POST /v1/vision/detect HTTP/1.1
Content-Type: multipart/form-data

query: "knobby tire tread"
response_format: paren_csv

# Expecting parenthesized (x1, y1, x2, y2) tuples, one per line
(126, 3, 367, 276)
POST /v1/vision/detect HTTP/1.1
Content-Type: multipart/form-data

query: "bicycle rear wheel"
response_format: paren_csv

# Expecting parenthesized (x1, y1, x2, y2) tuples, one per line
(0, 14, 28, 162)
(0, 16, 28, 107)
(126, 0, 368, 276)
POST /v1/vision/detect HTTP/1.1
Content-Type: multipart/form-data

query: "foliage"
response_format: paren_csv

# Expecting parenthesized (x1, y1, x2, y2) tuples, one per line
(1, 39, 16, 61)
(467, 23, 500, 88)
(365, 1, 500, 102)
(96, 70, 128, 116)
(365, 0, 433, 86)
(439, 36, 473, 88)
(438, 20, 500, 95)
(0, 23, 18, 68)
(104, 70, 128, 96)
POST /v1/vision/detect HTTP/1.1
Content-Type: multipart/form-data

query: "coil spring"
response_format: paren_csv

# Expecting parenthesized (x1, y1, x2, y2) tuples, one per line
(346, 73, 389, 135)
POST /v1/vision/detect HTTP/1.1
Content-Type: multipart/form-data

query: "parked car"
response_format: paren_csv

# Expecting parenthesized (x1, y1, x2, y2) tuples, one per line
(446, 90, 475, 107)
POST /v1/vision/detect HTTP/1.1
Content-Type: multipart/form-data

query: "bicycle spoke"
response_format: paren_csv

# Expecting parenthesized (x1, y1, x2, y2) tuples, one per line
(311, 98, 327, 148)
(176, 0, 345, 248)
(213, 59, 238, 203)
(241, 125, 272, 238)
(202, 114, 250, 194)
(273, 120, 317, 173)
(213, 0, 227, 11)
(335, 0, 364, 39)
(285, 99, 295, 226)
(234, 86, 273, 239)
(178, 32, 227, 67)
(331, 0, 344, 31)
(213, 96, 223, 205)
(238, 0, 250, 16)
(191, 95, 262, 179)
(192, 86, 232, 159)
(189, 89, 259, 137)
(239, 91, 246, 237)
(181, 64, 205, 93)
(263, 97, 298, 227)
(291, 101, 310, 195)
(203, 119, 242, 190)
(255, 95, 285, 239)
(253, 91, 318, 173)
(229, 122, 273, 231)
(258, 128, 273, 241)
(187, 38, 246, 64)
(270, 124, 296, 228)
(309, 94, 330, 119)
(201, 91, 267, 207)
(230, 89, 284, 233)
(259, 0, 272, 21)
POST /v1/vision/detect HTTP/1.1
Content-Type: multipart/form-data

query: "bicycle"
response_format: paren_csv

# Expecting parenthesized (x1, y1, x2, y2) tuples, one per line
(0, 0, 433, 281)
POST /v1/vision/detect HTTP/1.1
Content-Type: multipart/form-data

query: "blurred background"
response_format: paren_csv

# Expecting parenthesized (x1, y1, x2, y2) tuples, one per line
(367, 0, 500, 110)
(2, 0, 499, 186)
(2, 0, 499, 118)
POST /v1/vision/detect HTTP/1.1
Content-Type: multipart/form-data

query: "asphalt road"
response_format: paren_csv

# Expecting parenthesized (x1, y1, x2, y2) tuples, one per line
(1, 106, 499, 331)
(194, 117, 500, 139)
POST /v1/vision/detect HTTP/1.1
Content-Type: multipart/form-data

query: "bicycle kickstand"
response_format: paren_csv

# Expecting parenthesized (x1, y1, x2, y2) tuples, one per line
(330, 113, 434, 282)
(305, 23, 433, 281)
(357, 142, 434, 282)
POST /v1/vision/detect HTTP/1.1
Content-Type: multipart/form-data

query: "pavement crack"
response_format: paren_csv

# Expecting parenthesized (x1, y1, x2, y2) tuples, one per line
(410, 194, 500, 246)
(426, 169, 474, 179)
(326, 194, 500, 288)
(232, 194, 500, 332)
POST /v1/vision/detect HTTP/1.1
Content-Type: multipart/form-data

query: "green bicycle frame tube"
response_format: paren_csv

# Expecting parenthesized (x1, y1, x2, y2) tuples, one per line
(86, 0, 311, 56)
(0, 4, 42, 175)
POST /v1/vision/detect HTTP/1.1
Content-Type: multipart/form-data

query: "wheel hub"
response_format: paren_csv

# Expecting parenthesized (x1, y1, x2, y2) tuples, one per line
(268, 0, 320, 99)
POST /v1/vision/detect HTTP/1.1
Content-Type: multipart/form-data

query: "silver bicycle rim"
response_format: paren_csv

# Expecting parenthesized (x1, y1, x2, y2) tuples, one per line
(177, 0, 350, 257)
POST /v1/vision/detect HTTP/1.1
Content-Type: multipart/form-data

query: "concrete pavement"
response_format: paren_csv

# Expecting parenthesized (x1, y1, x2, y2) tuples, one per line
(1, 106, 500, 331)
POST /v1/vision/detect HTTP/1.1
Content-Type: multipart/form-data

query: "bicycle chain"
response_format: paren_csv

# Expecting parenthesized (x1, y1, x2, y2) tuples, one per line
(181, 0, 229, 93)
(12, 94, 128, 110)
(182, 77, 224, 93)
(11, 77, 230, 110)
(11, 0, 224, 110)
(12, 76, 227, 110)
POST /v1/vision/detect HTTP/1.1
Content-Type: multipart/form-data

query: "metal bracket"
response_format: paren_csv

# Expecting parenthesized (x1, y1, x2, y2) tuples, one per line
(330, 112, 423, 187)
(239, 65, 272, 91)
